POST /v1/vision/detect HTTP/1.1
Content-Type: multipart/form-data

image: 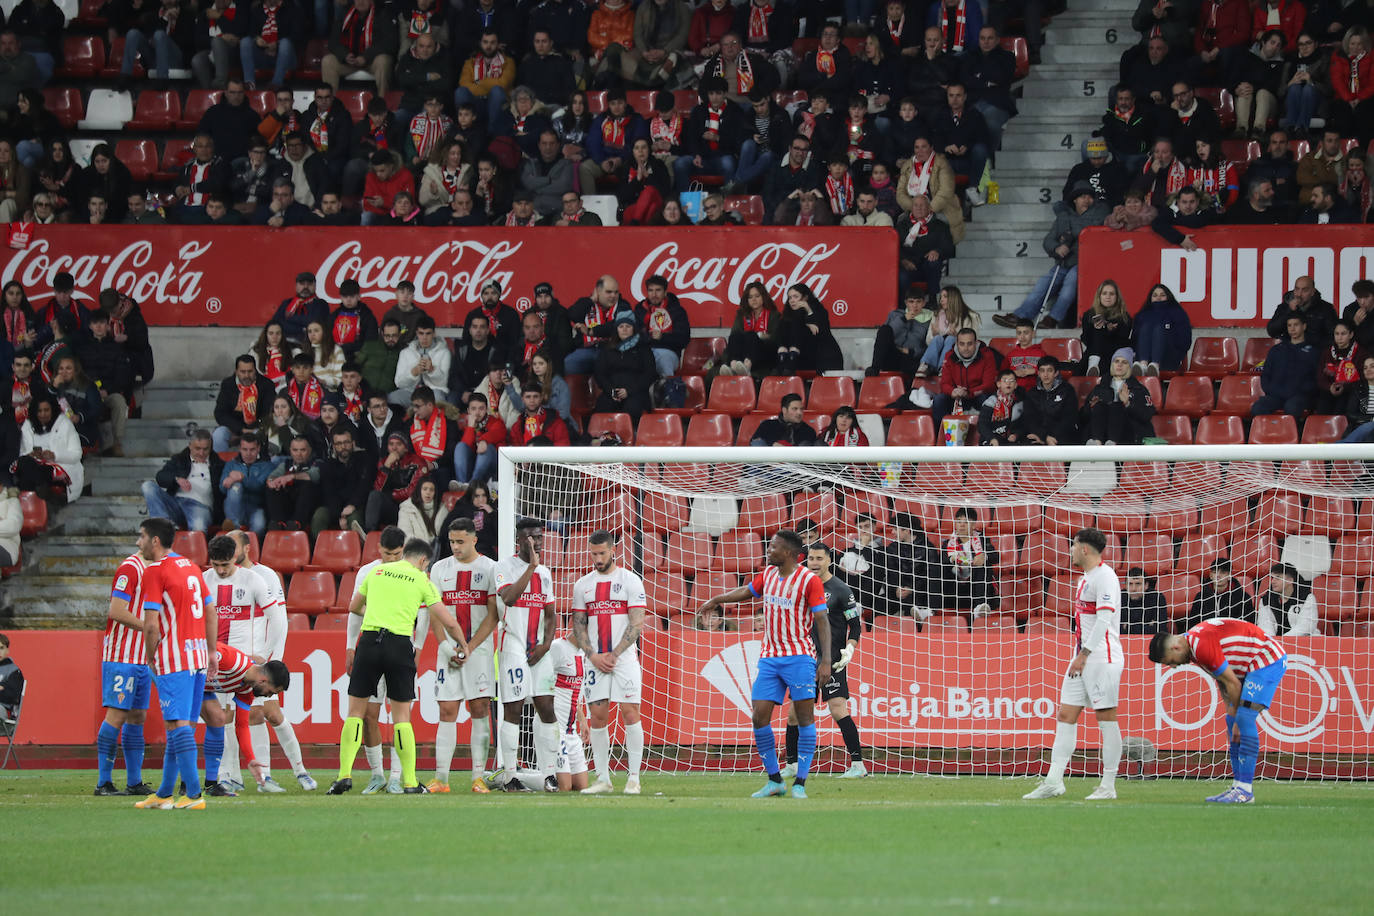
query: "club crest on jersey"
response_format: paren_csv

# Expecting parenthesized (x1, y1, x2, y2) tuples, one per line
(701, 641, 762, 717)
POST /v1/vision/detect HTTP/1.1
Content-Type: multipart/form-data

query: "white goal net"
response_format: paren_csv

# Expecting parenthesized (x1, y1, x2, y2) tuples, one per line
(498, 445, 1374, 780)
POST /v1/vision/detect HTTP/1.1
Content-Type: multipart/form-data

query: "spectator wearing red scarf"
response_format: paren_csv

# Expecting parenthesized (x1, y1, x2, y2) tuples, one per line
(507, 381, 571, 447)
(213, 354, 277, 452)
(322, 0, 398, 95)
(269, 271, 328, 345)
(454, 390, 505, 489)
(329, 279, 380, 358)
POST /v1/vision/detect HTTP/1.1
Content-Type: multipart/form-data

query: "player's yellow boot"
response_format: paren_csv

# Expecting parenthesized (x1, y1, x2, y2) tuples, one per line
(175, 795, 207, 810)
(134, 795, 174, 810)
(470, 777, 490, 794)
(426, 779, 451, 794)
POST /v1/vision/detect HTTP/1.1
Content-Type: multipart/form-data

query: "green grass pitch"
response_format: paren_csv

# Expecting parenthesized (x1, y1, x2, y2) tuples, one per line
(4, 771, 1373, 914)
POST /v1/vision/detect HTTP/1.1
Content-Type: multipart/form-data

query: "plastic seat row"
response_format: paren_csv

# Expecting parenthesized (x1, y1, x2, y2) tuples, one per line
(170, 528, 383, 577)
(1151, 412, 1347, 445)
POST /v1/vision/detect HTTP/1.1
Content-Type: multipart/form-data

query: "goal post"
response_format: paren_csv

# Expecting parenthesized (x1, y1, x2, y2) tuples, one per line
(497, 444, 1374, 779)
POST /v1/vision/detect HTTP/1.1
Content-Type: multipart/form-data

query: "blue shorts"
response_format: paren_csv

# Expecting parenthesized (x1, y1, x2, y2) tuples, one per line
(101, 662, 153, 711)
(1241, 657, 1287, 709)
(155, 670, 207, 723)
(752, 655, 818, 705)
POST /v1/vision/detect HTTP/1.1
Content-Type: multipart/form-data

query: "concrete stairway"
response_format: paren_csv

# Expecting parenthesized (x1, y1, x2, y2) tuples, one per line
(954, 0, 1136, 317)
(0, 382, 218, 627)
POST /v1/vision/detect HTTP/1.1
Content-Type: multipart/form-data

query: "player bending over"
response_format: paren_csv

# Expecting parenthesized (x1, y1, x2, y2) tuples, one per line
(699, 529, 831, 799)
(93, 542, 159, 796)
(1024, 527, 1123, 801)
(549, 635, 590, 791)
(201, 641, 292, 794)
(427, 519, 500, 794)
(1149, 619, 1288, 804)
(330, 538, 469, 794)
(571, 529, 648, 796)
(783, 544, 867, 780)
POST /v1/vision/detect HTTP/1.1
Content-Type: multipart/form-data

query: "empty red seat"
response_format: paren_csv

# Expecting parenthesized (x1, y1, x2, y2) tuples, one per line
(309, 530, 361, 575)
(1188, 337, 1240, 375)
(806, 375, 856, 414)
(1213, 374, 1262, 415)
(792, 490, 838, 534)
(724, 195, 765, 225)
(1042, 337, 1083, 367)
(287, 612, 312, 630)
(286, 570, 336, 616)
(1116, 461, 1170, 494)
(127, 89, 179, 131)
(1222, 139, 1261, 163)
(1198, 497, 1251, 538)
(76, 0, 107, 26)
(1313, 574, 1361, 623)
(681, 337, 726, 375)
(1043, 506, 1095, 538)
(360, 530, 383, 564)
(1163, 375, 1214, 417)
(1331, 534, 1374, 577)
(60, 35, 103, 78)
(1019, 530, 1066, 575)
(43, 88, 83, 129)
(1241, 337, 1275, 372)
(664, 531, 712, 575)
(757, 375, 805, 409)
(966, 461, 1016, 494)
(587, 412, 635, 445)
(707, 375, 757, 417)
(738, 495, 789, 533)
(1096, 499, 1147, 534)
(115, 140, 158, 182)
(987, 502, 1038, 536)
(171, 530, 208, 567)
(1249, 414, 1298, 444)
(18, 492, 47, 537)
(155, 139, 193, 180)
(999, 35, 1030, 78)
(330, 571, 358, 612)
(298, 38, 327, 79)
(685, 411, 734, 447)
(314, 614, 349, 630)
(1147, 500, 1198, 534)
(858, 374, 906, 417)
(1231, 532, 1279, 576)
(1124, 533, 1175, 576)
(636, 413, 684, 447)
(585, 89, 609, 113)
(1195, 414, 1245, 445)
(100, 37, 141, 78)
(1304, 496, 1355, 536)
(1254, 490, 1301, 537)
(1302, 414, 1348, 443)
(643, 572, 683, 619)
(336, 89, 369, 121)
(1197, 87, 1235, 130)
(262, 530, 311, 574)
(1151, 414, 1193, 444)
(886, 413, 935, 446)
(1177, 532, 1227, 574)
(1016, 461, 1068, 494)
(714, 532, 763, 572)
(642, 492, 690, 534)
(176, 89, 221, 130)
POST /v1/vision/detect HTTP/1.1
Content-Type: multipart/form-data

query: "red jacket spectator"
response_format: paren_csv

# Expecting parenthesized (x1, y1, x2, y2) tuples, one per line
(460, 412, 507, 449)
(1331, 51, 1374, 103)
(363, 160, 416, 216)
(940, 340, 998, 399)
(1250, 0, 1304, 48)
(688, 0, 734, 55)
(1001, 342, 1046, 390)
(373, 451, 431, 503)
(507, 406, 571, 446)
(1193, 0, 1250, 54)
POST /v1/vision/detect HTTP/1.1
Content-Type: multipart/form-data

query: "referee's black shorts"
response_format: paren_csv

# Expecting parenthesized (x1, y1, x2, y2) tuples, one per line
(820, 666, 849, 701)
(348, 630, 417, 702)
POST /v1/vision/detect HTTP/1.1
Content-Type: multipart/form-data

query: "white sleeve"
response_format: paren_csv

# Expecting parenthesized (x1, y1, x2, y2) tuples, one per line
(1291, 595, 1319, 637)
(1080, 570, 1121, 656)
(260, 576, 288, 659)
(412, 609, 429, 650)
(346, 609, 362, 649)
(394, 347, 417, 390)
(571, 579, 586, 612)
(426, 345, 451, 388)
(19, 422, 32, 455)
(627, 573, 648, 609)
(1255, 602, 1277, 636)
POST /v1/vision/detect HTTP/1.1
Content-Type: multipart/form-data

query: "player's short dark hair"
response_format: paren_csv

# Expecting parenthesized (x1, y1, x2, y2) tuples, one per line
(140, 517, 176, 550)
(588, 528, 616, 546)
(516, 517, 544, 533)
(262, 659, 291, 692)
(403, 538, 431, 559)
(1074, 527, 1107, 554)
(953, 507, 978, 522)
(1147, 632, 1171, 664)
(207, 534, 236, 563)
(379, 525, 407, 551)
(774, 529, 805, 554)
(447, 518, 476, 536)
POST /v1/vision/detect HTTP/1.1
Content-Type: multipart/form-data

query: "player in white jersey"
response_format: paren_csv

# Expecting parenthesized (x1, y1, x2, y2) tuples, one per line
(426, 518, 499, 794)
(220, 531, 316, 792)
(493, 517, 558, 793)
(570, 528, 648, 795)
(1024, 527, 1125, 801)
(548, 636, 589, 791)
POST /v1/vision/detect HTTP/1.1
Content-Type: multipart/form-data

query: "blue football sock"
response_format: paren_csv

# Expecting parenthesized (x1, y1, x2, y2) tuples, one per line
(156, 738, 178, 798)
(96, 721, 118, 786)
(795, 723, 817, 782)
(121, 723, 145, 786)
(1225, 713, 1239, 781)
(754, 726, 780, 780)
(1235, 706, 1260, 787)
(172, 726, 202, 798)
(203, 725, 224, 786)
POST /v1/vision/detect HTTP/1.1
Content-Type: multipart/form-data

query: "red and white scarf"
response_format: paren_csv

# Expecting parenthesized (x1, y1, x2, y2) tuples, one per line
(208, 2, 236, 38)
(644, 304, 673, 335)
(1331, 344, 1361, 384)
(259, 0, 280, 42)
(505, 211, 535, 227)
(285, 295, 313, 317)
(823, 171, 853, 214)
(1111, 103, 1135, 123)
(474, 53, 504, 82)
(988, 390, 1017, 422)
(521, 407, 552, 442)
(939, 0, 967, 52)
(795, 208, 815, 225)
(747, 2, 771, 43)
(411, 409, 448, 460)
(581, 302, 614, 347)
(907, 152, 935, 198)
(826, 427, 862, 447)
(1349, 51, 1366, 94)
(730, 51, 755, 94)
(649, 112, 682, 146)
(409, 113, 451, 161)
(705, 106, 724, 150)
(521, 336, 545, 365)
(601, 116, 628, 149)
(887, 15, 905, 44)
(945, 534, 983, 567)
(742, 308, 770, 333)
(339, 5, 375, 55)
(796, 110, 816, 139)
(903, 212, 932, 245)
(341, 387, 364, 422)
(288, 375, 323, 420)
(815, 47, 836, 76)
(262, 346, 285, 385)
(10, 378, 31, 423)
(440, 167, 462, 196)
(236, 381, 260, 425)
(1144, 157, 1188, 196)
(406, 7, 435, 39)
(309, 111, 331, 151)
(2, 308, 26, 346)
(186, 160, 213, 205)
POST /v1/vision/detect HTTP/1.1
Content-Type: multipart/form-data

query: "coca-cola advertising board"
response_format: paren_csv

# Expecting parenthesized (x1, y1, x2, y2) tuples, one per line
(14, 630, 1374, 760)
(1077, 225, 1374, 327)
(0, 226, 896, 328)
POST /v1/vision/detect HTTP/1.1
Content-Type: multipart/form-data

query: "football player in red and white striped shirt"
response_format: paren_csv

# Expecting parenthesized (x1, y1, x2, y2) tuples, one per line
(1150, 619, 1289, 804)
(93, 548, 159, 796)
(699, 530, 831, 799)
(201, 641, 293, 791)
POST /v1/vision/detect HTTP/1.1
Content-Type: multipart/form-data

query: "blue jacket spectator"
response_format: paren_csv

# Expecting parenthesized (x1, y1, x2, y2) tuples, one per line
(1253, 315, 1319, 418)
(220, 435, 275, 536)
(1131, 284, 1193, 373)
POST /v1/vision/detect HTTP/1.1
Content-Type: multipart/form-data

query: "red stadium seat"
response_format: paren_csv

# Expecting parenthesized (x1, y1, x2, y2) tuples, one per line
(1241, 337, 1275, 372)
(1043, 575, 1078, 618)
(1313, 575, 1361, 624)
(1198, 497, 1251, 538)
(988, 503, 1039, 537)
(1147, 500, 1198, 534)
(154, 138, 193, 181)
(757, 375, 805, 409)
(886, 413, 935, 446)
(1188, 337, 1240, 376)
(643, 492, 690, 533)
(1162, 375, 1214, 418)
(1331, 534, 1374, 578)
(707, 375, 757, 417)
(287, 612, 312, 631)
(1139, 375, 1164, 405)
(1043, 506, 1095, 538)
(588, 412, 635, 445)
(643, 572, 684, 619)
(1016, 461, 1068, 494)
(681, 337, 726, 375)
(298, 38, 327, 80)
(1156, 574, 1196, 621)
(1302, 415, 1348, 443)
(806, 376, 856, 414)
(360, 530, 383, 565)
(176, 89, 222, 130)
(76, 0, 107, 26)
(1222, 139, 1260, 163)
(1116, 461, 1170, 495)
(1042, 337, 1083, 368)
(1177, 533, 1227, 574)
(624, 89, 656, 117)
(336, 89, 369, 121)
(791, 38, 820, 57)
(1068, 376, 1096, 403)
(249, 90, 275, 115)
(735, 413, 767, 446)
(738, 495, 789, 534)
(999, 35, 1030, 79)
(966, 461, 1016, 494)
(115, 140, 159, 182)
(286, 571, 336, 616)
(1249, 415, 1298, 444)
(1304, 496, 1355, 537)
(1213, 375, 1263, 415)
(262, 530, 311, 574)
(1019, 530, 1066, 575)
(773, 90, 808, 108)
(171, 530, 208, 568)
(1124, 533, 1175, 576)
(636, 413, 684, 447)
(308, 530, 361, 575)
(330, 571, 357, 612)
(655, 374, 705, 417)
(566, 374, 595, 424)
(100, 37, 141, 78)
(42, 88, 83, 129)
(127, 90, 180, 131)
(665, 532, 712, 575)
(694, 572, 740, 612)
(685, 412, 734, 447)
(792, 490, 838, 534)
(1197, 87, 1235, 130)
(1231, 532, 1279, 577)
(1096, 499, 1147, 534)
(858, 374, 906, 417)
(18, 492, 47, 537)
(714, 532, 763, 573)
(314, 614, 349, 630)
(724, 195, 765, 225)
(60, 35, 103, 78)
(1254, 491, 1301, 537)
(1195, 415, 1244, 445)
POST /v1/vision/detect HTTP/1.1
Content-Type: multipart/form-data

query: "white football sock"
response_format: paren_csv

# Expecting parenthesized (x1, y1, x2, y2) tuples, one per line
(389, 740, 401, 780)
(535, 719, 559, 778)
(499, 721, 520, 774)
(469, 717, 489, 782)
(624, 722, 644, 778)
(434, 720, 457, 783)
(1099, 721, 1122, 789)
(220, 716, 239, 783)
(364, 744, 383, 778)
(272, 720, 306, 774)
(1045, 721, 1076, 784)
(591, 726, 611, 783)
(250, 721, 271, 777)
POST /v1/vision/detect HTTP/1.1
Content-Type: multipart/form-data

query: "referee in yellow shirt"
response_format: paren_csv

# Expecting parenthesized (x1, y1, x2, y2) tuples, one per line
(329, 538, 470, 795)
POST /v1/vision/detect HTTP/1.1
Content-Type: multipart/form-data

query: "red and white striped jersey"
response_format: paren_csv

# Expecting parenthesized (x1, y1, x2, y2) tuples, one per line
(206, 641, 257, 703)
(571, 566, 648, 656)
(549, 638, 585, 736)
(1186, 618, 1287, 678)
(1074, 562, 1122, 663)
(203, 565, 279, 657)
(430, 554, 497, 645)
(494, 556, 554, 653)
(142, 554, 212, 675)
(103, 553, 156, 665)
(749, 564, 828, 659)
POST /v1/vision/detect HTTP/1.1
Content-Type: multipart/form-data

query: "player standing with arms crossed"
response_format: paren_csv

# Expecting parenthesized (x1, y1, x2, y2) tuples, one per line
(1149, 619, 1288, 803)
(782, 544, 867, 780)
(699, 530, 831, 799)
(571, 529, 648, 796)
(134, 517, 218, 810)
(1024, 527, 1124, 801)
(93, 539, 159, 796)
(427, 519, 499, 793)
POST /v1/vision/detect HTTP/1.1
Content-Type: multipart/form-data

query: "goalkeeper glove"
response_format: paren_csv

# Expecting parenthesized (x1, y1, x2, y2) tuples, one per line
(834, 645, 855, 671)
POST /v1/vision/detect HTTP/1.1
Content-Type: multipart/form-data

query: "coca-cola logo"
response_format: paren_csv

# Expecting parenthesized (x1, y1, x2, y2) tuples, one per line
(314, 239, 522, 307)
(2, 238, 210, 306)
(628, 241, 840, 308)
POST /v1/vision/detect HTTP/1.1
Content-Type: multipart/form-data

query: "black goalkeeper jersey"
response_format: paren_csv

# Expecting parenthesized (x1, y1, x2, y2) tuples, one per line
(812, 575, 862, 660)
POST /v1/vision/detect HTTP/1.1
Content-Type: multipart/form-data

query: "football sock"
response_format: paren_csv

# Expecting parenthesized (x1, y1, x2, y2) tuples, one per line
(625, 722, 644, 778)
(394, 722, 417, 788)
(1098, 721, 1122, 789)
(795, 723, 817, 782)
(364, 743, 383, 778)
(171, 725, 201, 798)
(156, 738, 177, 798)
(250, 721, 272, 777)
(1234, 705, 1260, 791)
(434, 720, 457, 782)
(754, 725, 780, 780)
(390, 744, 402, 781)
(1045, 721, 1076, 784)
(469, 716, 489, 781)
(96, 721, 118, 786)
(121, 723, 145, 787)
(272, 720, 306, 774)
(203, 725, 225, 787)
(1225, 713, 1239, 783)
(785, 723, 799, 764)
(836, 715, 863, 761)
(536, 719, 560, 777)
(220, 718, 239, 783)
(499, 720, 520, 773)
(338, 716, 364, 780)
(590, 726, 610, 782)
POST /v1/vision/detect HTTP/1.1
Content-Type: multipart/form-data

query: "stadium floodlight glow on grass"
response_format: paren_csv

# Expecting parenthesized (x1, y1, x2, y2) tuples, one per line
(498, 444, 1374, 778)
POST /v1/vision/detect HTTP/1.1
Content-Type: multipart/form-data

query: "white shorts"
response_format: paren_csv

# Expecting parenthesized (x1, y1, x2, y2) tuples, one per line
(435, 646, 497, 703)
(211, 692, 265, 710)
(499, 646, 555, 703)
(584, 651, 643, 705)
(1060, 661, 1123, 710)
(557, 731, 588, 775)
